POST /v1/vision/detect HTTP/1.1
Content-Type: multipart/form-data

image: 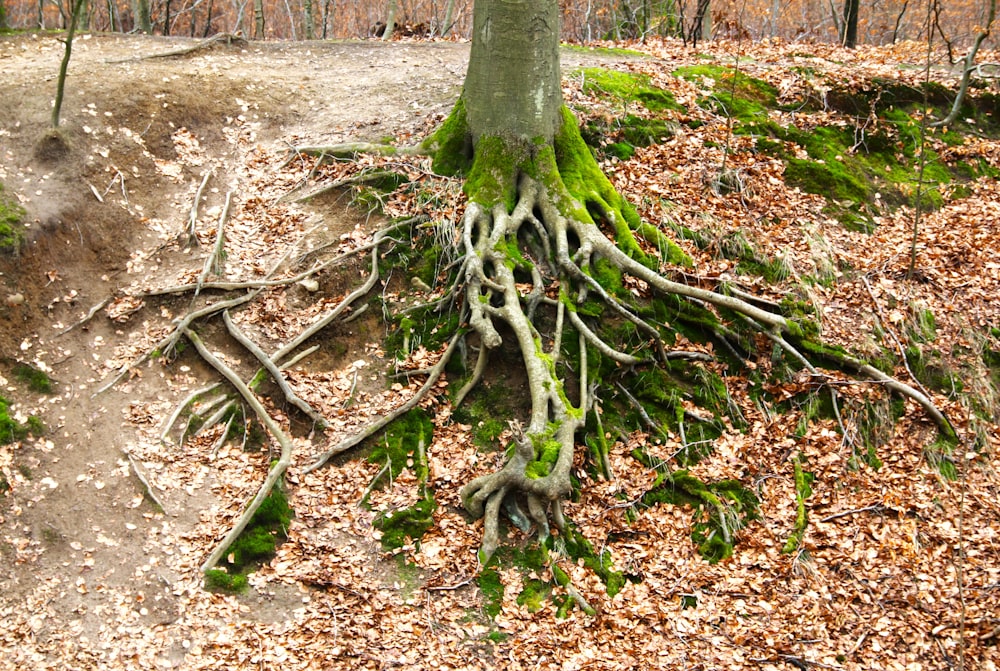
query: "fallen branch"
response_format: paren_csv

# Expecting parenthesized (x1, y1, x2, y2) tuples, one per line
(105, 33, 246, 63)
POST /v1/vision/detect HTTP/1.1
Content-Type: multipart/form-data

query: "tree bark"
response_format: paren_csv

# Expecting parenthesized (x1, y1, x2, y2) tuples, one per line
(463, 0, 562, 144)
(52, 0, 87, 128)
(303, 0, 314, 38)
(135, 0, 152, 33)
(841, 0, 859, 47)
(382, 0, 397, 40)
(253, 0, 264, 38)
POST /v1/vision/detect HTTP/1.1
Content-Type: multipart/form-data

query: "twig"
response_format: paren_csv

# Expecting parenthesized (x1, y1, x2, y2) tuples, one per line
(55, 297, 111, 336)
(819, 504, 896, 523)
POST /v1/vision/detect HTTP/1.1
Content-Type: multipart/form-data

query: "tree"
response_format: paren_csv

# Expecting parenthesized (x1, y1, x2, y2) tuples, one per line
(51, 0, 87, 128)
(413, 0, 954, 561)
(0, 0, 8, 29)
(193, 0, 955, 573)
(841, 0, 859, 47)
(134, 0, 152, 33)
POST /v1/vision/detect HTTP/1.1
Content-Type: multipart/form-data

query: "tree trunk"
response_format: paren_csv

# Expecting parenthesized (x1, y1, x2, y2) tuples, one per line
(0, 0, 6, 29)
(463, 0, 562, 144)
(163, 0, 171, 34)
(320, 0, 332, 38)
(303, 0, 314, 39)
(382, 0, 397, 40)
(440, 0, 456, 37)
(842, 0, 859, 47)
(52, 0, 87, 128)
(253, 0, 264, 38)
(133, 0, 152, 34)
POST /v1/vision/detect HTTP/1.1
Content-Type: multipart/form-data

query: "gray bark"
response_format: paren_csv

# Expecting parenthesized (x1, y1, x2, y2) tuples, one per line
(463, 0, 562, 144)
(135, 0, 152, 33)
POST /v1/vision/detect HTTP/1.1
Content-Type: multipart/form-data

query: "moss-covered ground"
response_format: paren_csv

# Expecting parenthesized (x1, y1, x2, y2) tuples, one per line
(0, 181, 26, 254)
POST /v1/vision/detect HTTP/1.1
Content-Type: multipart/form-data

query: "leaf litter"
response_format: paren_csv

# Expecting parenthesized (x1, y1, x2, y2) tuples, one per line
(0, 34, 998, 670)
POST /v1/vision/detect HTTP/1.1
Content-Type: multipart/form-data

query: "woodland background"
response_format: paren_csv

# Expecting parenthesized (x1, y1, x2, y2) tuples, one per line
(0, 0, 995, 50)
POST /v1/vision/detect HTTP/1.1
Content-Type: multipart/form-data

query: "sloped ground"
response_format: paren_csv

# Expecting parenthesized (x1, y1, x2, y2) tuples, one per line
(0, 32, 997, 670)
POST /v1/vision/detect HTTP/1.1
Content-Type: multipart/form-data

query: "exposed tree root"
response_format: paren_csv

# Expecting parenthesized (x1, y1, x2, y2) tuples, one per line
(443, 130, 955, 561)
(104, 32, 246, 63)
(185, 328, 294, 573)
(303, 331, 463, 474)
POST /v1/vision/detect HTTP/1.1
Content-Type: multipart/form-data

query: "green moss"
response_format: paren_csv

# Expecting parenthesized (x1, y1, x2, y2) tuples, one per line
(516, 577, 551, 611)
(464, 134, 524, 212)
(216, 481, 293, 584)
(0, 183, 26, 254)
(924, 436, 959, 480)
(578, 68, 682, 113)
(375, 493, 437, 550)
(477, 567, 504, 618)
(369, 408, 433, 482)
(554, 107, 688, 268)
(0, 396, 44, 445)
(424, 97, 472, 177)
(782, 455, 814, 553)
(639, 467, 759, 562)
(561, 525, 626, 597)
(204, 569, 249, 594)
(583, 114, 677, 160)
(673, 64, 777, 122)
(13, 364, 52, 394)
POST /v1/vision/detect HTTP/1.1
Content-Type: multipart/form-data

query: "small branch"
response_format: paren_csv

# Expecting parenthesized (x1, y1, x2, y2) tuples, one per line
(55, 297, 111, 336)
(819, 504, 896, 523)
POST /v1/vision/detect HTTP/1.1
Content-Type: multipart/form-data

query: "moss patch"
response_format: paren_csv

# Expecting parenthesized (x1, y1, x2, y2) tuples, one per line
(207, 481, 293, 591)
(638, 463, 760, 563)
(578, 67, 682, 113)
(0, 182, 26, 254)
(13, 364, 53, 394)
(0, 395, 44, 445)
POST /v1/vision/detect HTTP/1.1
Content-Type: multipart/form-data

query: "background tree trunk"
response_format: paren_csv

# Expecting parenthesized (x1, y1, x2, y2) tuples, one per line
(303, 0, 314, 38)
(253, 0, 264, 37)
(463, 0, 562, 144)
(134, 0, 151, 32)
(842, 0, 859, 47)
(381, 0, 397, 39)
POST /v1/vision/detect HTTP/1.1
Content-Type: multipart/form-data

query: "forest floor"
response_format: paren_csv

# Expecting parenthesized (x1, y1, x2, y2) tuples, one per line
(0, 32, 998, 670)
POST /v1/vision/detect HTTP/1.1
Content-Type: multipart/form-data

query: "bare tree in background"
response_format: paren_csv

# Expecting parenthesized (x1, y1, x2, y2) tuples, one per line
(841, 0, 859, 47)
